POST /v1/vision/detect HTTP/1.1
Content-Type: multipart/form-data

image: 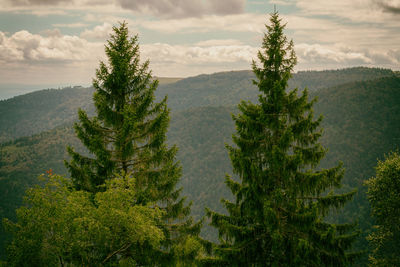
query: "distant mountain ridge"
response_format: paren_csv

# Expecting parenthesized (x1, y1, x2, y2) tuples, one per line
(157, 67, 395, 110)
(0, 86, 94, 143)
(0, 67, 395, 143)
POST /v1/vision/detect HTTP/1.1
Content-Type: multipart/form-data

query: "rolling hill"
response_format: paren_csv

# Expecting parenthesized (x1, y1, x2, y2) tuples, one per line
(0, 67, 394, 143)
(0, 68, 399, 263)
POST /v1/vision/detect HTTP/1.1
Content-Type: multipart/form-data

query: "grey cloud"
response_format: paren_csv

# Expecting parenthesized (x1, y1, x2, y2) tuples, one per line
(375, 0, 400, 14)
(388, 49, 400, 62)
(208, 1, 245, 16)
(364, 49, 400, 65)
(117, 0, 245, 18)
(5, 0, 245, 17)
(10, 0, 69, 5)
(41, 29, 63, 37)
(296, 44, 371, 66)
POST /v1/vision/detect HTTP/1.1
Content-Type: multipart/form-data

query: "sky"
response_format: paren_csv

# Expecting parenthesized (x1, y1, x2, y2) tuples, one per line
(0, 0, 399, 99)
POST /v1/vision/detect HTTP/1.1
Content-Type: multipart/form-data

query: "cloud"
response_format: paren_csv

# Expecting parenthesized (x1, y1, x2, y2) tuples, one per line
(113, 0, 245, 18)
(80, 23, 113, 41)
(40, 28, 63, 38)
(296, 44, 371, 65)
(195, 39, 244, 46)
(268, 0, 296, 6)
(375, 0, 400, 14)
(1, 1, 399, 84)
(52, 23, 88, 28)
(139, 13, 266, 33)
(293, 0, 394, 23)
(141, 43, 257, 65)
(295, 43, 400, 70)
(0, 30, 102, 63)
(10, 0, 69, 5)
(3, 0, 246, 18)
(0, 28, 259, 83)
(0, 29, 104, 85)
(138, 43, 258, 77)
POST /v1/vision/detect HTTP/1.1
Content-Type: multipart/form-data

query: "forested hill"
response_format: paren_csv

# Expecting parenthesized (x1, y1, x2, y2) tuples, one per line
(157, 67, 395, 110)
(0, 78, 180, 143)
(0, 87, 94, 143)
(0, 67, 395, 143)
(1, 74, 399, 262)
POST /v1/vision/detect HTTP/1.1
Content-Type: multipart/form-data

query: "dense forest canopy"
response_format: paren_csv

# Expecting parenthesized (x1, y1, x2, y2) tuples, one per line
(365, 152, 400, 266)
(1, 70, 400, 265)
(0, 67, 395, 143)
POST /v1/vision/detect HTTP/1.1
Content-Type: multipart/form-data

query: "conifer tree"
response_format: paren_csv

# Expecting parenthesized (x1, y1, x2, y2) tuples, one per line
(207, 12, 359, 266)
(65, 22, 199, 265)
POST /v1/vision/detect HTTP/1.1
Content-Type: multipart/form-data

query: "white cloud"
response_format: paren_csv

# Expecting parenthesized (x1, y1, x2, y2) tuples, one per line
(80, 23, 113, 41)
(52, 23, 88, 28)
(0, 28, 259, 83)
(0, 29, 104, 85)
(142, 43, 257, 65)
(296, 44, 371, 65)
(295, 43, 400, 70)
(195, 39, 244, 46)
(139, 14, 266, 33)
(0, 30, 101, 63)
(142, 45, 257, 77)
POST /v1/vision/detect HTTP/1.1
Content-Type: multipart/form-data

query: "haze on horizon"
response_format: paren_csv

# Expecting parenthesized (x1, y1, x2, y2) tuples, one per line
(0, 0, 399, 99)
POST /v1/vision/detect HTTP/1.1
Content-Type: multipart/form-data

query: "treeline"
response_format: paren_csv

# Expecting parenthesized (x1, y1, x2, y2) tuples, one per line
(0, 68, 395, 143)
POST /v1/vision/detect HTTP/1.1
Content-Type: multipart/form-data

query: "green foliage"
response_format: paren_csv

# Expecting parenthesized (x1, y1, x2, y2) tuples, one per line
(157, 67, 394, 112)
(1, 74, 400, 263)
(206, 12, 359, 266)
(3, 174, 164, 266)
(293, 67, 394, 93)
(64, 22, 200, 265)
(0, 86, 95, 143)
(0, 125, 82, 256)
(0, 67, 393, 144)
(169, 107, 235, 216)
(316, 76, 400, 265)
(0, 55, 399, 263)
(365, 152, 400, 266)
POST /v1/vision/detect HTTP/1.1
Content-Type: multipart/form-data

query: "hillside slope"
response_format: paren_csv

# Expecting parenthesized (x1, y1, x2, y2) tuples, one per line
(1, 69, 399, 262)
(1, 76, 399, 261)
(158, 67, 395, 110)
(0, 87, 94, 143)
(0, 67, 394, 143)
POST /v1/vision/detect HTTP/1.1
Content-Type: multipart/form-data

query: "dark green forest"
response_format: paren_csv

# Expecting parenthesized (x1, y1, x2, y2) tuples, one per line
(1, 70, 400, 265)
(0, 67, 394, 143)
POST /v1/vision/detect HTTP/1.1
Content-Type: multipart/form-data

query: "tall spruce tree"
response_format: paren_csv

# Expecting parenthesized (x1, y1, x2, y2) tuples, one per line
(65, 22, 199, 265)
(206, 12, 359, 266)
